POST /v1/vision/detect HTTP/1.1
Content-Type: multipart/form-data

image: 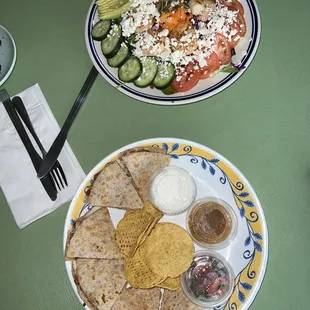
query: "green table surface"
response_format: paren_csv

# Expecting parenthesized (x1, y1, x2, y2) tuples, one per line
(1, 0, 310, 309)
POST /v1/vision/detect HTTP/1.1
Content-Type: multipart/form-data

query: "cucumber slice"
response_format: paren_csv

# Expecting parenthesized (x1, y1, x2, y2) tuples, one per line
(161, 85, 177, 95)
(108, 43, 130, 67)
(134, 57, 158, 88)
(118, 57, 142, 82)
(101, 24, 122, 58)
(127, 34, 137, 45)
(112, 17, 122, 24)
(91, 20, 111, 41)
(153, 62, 175, 89)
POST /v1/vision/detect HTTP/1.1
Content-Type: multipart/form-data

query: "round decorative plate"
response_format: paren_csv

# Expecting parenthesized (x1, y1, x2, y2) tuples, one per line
(64, 138, 268, 310)
(85, 1, 261, 105)
(0, 25, 17, 87)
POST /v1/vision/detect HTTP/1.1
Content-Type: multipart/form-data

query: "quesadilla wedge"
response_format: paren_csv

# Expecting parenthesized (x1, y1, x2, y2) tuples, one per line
(65, 208, 122, 260)
(161, 288, 203, 310)
(72, 259, 126, 310)
(111, 286, 161, 310)
(88, 161, 144, 210)
(118, 146, 166, 158)
(119, 151, 170, 201)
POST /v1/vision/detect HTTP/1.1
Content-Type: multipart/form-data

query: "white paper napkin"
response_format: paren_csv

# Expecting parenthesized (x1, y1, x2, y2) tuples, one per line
(0, 84, 86, 228)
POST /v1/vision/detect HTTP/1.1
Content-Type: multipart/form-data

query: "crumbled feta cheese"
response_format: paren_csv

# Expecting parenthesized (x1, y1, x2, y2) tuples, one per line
(119, 0, 244, 74)
(121, 0, 160, 37)
(158, 29, 169, 37)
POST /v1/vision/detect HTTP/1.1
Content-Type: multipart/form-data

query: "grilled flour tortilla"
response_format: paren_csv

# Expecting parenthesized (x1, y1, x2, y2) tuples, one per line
(118, 146, 166, 158)
(111, 286, 161, 310)
(120, 150, 171, 201)
(88, 161, 144, 210)
(65, 208, 122, 260)
(73, 259, 126, 310)
(161, 288, 203, 310)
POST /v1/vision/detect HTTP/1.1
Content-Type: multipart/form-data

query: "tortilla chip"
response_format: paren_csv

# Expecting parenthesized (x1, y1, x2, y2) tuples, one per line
(111, 287, 161, 310)
(65, 208, 122, 260)
(88, 161, 144, 211)
(124, 247, 166, 288)
(143, 223, 194, 278)
(122, 202, 163, 251)
(143, 201, 163, 220)
(72, 259, 126, 310)
(126, 201, 163, 220)
(120, 152, 171, 201)
(135, 202, 163, 249)
(157, 277, 180, 291)
(161, 288, 204, 310)
(135, 218, 158, 250)
(116, 210, 154, 257)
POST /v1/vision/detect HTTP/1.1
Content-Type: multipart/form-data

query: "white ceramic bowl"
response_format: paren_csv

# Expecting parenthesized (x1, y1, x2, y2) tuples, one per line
(0, 25, 16, 86)
(85, 0, 261, 105)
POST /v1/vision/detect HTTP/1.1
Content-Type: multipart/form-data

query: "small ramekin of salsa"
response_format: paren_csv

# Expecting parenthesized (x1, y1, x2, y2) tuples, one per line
(186, 197, 237, 249)
(181, 251, 234, 308)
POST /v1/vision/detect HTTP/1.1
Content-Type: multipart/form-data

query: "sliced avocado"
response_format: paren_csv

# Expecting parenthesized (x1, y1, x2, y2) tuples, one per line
(98, 1, 131, 20)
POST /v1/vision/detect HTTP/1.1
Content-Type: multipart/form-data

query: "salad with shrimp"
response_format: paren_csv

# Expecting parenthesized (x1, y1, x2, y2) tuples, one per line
(91, 0, 246, 94)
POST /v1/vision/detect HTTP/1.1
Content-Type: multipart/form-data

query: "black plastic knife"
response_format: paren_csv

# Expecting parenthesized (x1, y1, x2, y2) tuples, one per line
(0, 89, 57, 201)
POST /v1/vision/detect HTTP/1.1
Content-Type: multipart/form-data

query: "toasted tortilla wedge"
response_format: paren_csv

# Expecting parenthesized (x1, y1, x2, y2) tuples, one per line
(120, 152, 171, 201)
(118, 146, 166, 158)
(88, 161, 144, 210)
(65, 208, 122, 260)
(161, 288, 203, 310)
(111, 286, 161, 310)
(72, 259, 126, 310)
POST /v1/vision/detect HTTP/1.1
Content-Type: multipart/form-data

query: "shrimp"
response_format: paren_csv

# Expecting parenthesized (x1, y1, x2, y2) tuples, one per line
(190, 0, 216, 21)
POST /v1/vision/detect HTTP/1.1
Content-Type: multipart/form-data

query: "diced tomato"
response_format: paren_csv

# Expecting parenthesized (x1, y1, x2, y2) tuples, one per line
(200, 52, 220, 79)
(192, 266, 212, 278)
(207, 278, 221, 295)
(171, 63, 200, 92)
(228, 22, 241, 48)
(236, 13, 246, 37)
(214, 33, 231, 65)
(220, 0, 246, 37)
(222, 0, 244, 15)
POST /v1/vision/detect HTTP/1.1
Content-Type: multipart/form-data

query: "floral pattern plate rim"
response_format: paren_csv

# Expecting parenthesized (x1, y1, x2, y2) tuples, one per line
(84, 0, 261, 105)
(64, 138, 268, 310)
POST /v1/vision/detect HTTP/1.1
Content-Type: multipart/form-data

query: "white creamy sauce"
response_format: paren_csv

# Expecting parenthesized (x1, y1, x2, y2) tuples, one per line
(149, 166, 197, 215)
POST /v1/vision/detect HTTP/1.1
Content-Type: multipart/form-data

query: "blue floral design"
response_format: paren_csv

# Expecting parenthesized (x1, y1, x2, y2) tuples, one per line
(156, 143, 263, 310)
(71, 142, 263, 310)
(70, 202, 93, 226)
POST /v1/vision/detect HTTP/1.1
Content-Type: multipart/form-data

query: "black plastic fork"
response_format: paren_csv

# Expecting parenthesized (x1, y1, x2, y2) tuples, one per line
(12, 96, 68, 191)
